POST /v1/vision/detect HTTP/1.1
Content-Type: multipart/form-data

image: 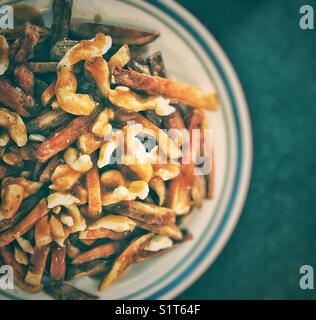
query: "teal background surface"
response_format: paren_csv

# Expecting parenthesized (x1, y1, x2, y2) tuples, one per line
(176, 0, 316, 299)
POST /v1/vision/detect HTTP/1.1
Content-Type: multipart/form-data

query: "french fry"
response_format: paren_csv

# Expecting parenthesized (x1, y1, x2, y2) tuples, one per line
(65, 239, 80, 259)
(26, 109, 73, 135)
(50, 0, 73, 45)
(39, 156, 62, 183)
(0, 187, 47, 233)
(167, 170, 192, 216)
(0, 199, 48, 249)
(44, 281, 98, 300)
(79, 228, 129, 241)
(0, 247, 43, 293)
(72, 242, 119, 265)
(25, 245, 50, 287)
(66, 260, 109, 280)
(191, 175, 206, 208)
(103, 200, 175, 226)
(70, 21, 159, 46)
(108, 44, 131, 71)
(147, 51, 167, 78)
(134, 221, 183, 241)
(50, 244, 67, 280)
(34, 215, 52, 247)
(36, 110, 99, 163)
(86, 164, 102, 217)
(112, 68, 218, 111)
(149, 176, 166, 206)
(99, 233, 153, 291)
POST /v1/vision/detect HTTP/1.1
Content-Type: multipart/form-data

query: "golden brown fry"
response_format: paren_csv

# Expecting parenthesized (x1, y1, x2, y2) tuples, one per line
(25, 245, 50, 287)
(149, 176, 166, 206)
(39, 156, 61, 183)
(104, 200, 175, 225)
(36, 110, 99, 163)
(112, 68, 218, 111)
(66, 260, 109, 280)
(50, 244, 66, 280)
(0, 199, 48, 249)
(99, 233, 153, 290)
(71, 21, 159, 46)
(152, 163, 181, 181)
(72, 242, 119, 265)
(41, 81, 56, 106)
(0, 247, 43, 293)
(191, 175, 206, 208)
(135, 221, 183, 241)
(79, 228, 129, 241)
(0, 79, 30, 117)
(34, 215, 52, 248)
(86, 164, 102, 217)
(50, 215, 65, 239)
(0, 35, 9, 75)
(26, 109, 72, 135)
(0, 183, 24, 219)
(108, 44, 130, 71)
(65, 239, 81, 259)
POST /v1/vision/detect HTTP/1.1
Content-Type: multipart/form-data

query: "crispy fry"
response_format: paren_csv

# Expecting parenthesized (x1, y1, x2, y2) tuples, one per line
(44, 281, 98, 300)
(50, 215, 65, 239)
(50, 244, 67, 280)
(25, 244, 50, 287)
(147, 51, 167, 77)
(192, 174, 206, 208)
(35, 110, 98, 163)
(0, 183, 24, 219)
(71, 21, 159, 46)
(112, 68, 218, 110)
(149, 176, 166, 206)
(26, 109, 73, 135)
(0, 199, 48, 249)
(0, 247, 43, 293)
(50, 164, 81, 192)
(72, 242, 119, 265)
(79, 228, 129, 241)
(66, 260, 109, 280)
(50, 0, 73, 45)
(0, 35, 9, 75)
(108, 44, 131, 71)
(35, 216, 52, 248)
(86, 164, 102, 217)
(0, 187, 48, 233)
(135, 221, 183, 241)
(104, 200, 175, 225)
(99, 233, 153, 291)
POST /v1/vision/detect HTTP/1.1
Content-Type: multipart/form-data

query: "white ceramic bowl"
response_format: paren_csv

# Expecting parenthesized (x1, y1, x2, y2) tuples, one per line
(0, 0, 252, 300)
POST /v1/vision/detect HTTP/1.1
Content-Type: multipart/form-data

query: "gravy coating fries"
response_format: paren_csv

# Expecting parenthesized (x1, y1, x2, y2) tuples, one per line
(0, 0, 217, 299)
